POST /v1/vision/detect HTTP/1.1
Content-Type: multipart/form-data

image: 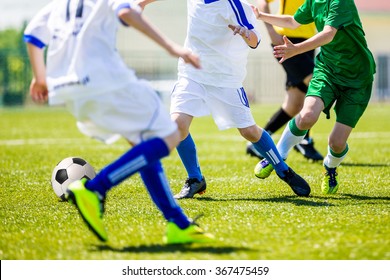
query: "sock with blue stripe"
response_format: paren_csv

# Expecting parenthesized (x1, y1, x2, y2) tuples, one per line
(252, 130, 289, 175)
(85, 137, 169, 197)
(176, 134, 203, 181)
(140, 161, 191, 229)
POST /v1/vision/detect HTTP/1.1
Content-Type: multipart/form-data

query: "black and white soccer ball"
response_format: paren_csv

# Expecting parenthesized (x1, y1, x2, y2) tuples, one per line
(51, 157, 96, 201)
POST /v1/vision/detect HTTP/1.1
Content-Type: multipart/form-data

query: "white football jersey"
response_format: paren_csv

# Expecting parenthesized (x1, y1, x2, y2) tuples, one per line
(24, 0, 140, 105)
(179, 0, 260, 88)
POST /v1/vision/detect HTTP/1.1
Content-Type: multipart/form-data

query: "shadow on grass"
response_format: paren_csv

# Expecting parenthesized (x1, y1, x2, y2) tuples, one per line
(339, 193, 390, 201)
(92, 244, 254, 254)
(194, 193, 390, 207)
(196, 193, 390, 206)
(196, 196, 335, 207)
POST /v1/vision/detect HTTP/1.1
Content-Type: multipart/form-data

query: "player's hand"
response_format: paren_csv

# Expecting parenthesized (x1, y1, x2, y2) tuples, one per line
(30, 78, 48, 104)
(273, 35, 296, 63)
(134, 0, 155, 10)
(251, 5, 262, 20)
(169, 44, 201, 69)
(228, 24, 250, 39)
(180, 50, 201, 69)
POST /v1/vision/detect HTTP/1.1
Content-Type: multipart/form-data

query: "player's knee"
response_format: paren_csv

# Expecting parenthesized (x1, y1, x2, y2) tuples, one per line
(298, 111, 317, 129)
(328, 137, 346, 154)
(238, 125, 261, 142)
(173, 120, 189, 139)
(164, 129, 181, 152)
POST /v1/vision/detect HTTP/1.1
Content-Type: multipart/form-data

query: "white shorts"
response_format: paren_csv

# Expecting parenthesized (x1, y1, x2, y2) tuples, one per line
(66, 80, 177, 145)
(170, 77, 255, 130)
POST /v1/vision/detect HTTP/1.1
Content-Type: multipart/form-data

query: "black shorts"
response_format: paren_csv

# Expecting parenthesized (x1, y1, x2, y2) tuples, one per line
(272, 37, 315, 90)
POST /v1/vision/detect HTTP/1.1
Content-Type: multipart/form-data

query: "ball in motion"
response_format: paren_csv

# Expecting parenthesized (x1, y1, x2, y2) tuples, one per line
(51, 157, 96, 201)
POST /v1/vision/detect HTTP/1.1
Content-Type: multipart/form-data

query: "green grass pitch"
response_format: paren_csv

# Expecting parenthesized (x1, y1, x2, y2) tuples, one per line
(0, 103, 389, 260)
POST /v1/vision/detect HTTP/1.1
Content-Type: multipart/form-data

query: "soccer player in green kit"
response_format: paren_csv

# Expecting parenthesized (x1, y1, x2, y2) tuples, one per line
(252, 0, 376, 194)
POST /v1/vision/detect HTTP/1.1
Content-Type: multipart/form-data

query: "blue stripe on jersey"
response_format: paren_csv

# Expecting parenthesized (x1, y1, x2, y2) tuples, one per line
(23, 35, 46, 49)
(228, 0, 254, 30)
(116, 3, 131, 26)
(204, 0, 219, 3)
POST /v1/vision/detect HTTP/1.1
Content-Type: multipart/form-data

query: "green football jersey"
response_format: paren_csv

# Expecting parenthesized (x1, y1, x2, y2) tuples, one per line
(294, 0, 376, 87)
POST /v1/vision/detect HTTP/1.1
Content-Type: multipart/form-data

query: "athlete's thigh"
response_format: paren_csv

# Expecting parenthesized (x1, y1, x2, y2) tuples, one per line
(307, 74, 337, 120)
(170, 77, 210, 117)
(205, 86, 255, 130)
(334, 83, 372, 128)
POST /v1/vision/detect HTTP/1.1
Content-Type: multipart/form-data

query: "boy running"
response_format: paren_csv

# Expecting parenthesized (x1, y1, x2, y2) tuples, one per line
(24, 0, 214, 244)
(142, 0, 311, 198)
(246, 0, 323, 162)
(252, 0, 376, 194)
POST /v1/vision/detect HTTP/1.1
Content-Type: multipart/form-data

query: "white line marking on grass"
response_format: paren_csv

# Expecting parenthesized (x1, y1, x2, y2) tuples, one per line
(348, 132, 390, 139)
(0, 138, 84, 146)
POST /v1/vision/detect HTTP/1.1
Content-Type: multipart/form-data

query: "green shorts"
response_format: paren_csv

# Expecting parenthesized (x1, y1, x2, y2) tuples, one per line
(307, 76, 372, 128)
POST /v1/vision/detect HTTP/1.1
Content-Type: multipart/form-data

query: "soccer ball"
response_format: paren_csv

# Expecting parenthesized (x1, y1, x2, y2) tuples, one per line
(51, 157, 96, 201)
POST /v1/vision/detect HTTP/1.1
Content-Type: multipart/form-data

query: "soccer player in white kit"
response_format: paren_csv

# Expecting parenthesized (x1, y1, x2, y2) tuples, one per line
(24, 0, 214, 244)
(141, 0, 311, 198)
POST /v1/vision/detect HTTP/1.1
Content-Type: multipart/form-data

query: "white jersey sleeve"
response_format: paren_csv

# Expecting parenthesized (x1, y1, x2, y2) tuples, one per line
(23, 2, 55, 48)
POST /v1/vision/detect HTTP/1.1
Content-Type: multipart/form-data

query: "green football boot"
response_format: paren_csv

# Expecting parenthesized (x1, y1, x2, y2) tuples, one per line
(254, 158, 274, 179)
(164, 221, 215, 244)
(66, 178, 108, 242)
(321, 165, 339, 194)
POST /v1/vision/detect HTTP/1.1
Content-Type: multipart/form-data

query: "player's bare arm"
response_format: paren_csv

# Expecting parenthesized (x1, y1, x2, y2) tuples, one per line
(26, 43, 48, 104)
(118, 7, 200, 69)
(257, 0, 283, 45)
(251, 5, 300, 30)
(274, 25, 337, 63)
(228, 24, 259, 48)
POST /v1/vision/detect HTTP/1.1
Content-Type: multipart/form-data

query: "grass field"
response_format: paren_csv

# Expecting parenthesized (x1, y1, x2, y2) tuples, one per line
(0, 103, 389, 260)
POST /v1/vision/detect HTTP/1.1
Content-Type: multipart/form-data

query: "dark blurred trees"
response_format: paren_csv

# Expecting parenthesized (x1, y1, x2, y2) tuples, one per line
(0, 23, 31, 106)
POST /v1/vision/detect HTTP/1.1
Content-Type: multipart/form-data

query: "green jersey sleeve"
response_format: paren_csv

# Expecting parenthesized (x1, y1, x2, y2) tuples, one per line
(294, 0, 313, 25)
(325, 0, 354, 29)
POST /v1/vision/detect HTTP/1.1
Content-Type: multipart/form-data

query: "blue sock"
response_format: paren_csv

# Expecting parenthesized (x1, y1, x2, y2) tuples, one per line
(252, 131, 289, 175)
(85, 137, 169, 197)
(140, 161, 191, 229)
(176, 134, 202, 181)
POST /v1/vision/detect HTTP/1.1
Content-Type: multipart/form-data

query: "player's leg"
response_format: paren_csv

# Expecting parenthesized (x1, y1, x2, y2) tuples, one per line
(172, 112, 206, 199)
(277, 95, 324, 159)
(321, 122, 352, 194)
(240, 125, 310, 197)
(240, 125, 288, 176)
(67, 82, 213, 242)
(287, 84, 324, 161)
(254, 96, 323, 182)
(170, 78, 209, 199)
(246, 96, 293, 159)
(139, 158, 214, 244)
(321, 82, 371, 195)
(67, 134, 175, 241)
(213, 86, 310, 197)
